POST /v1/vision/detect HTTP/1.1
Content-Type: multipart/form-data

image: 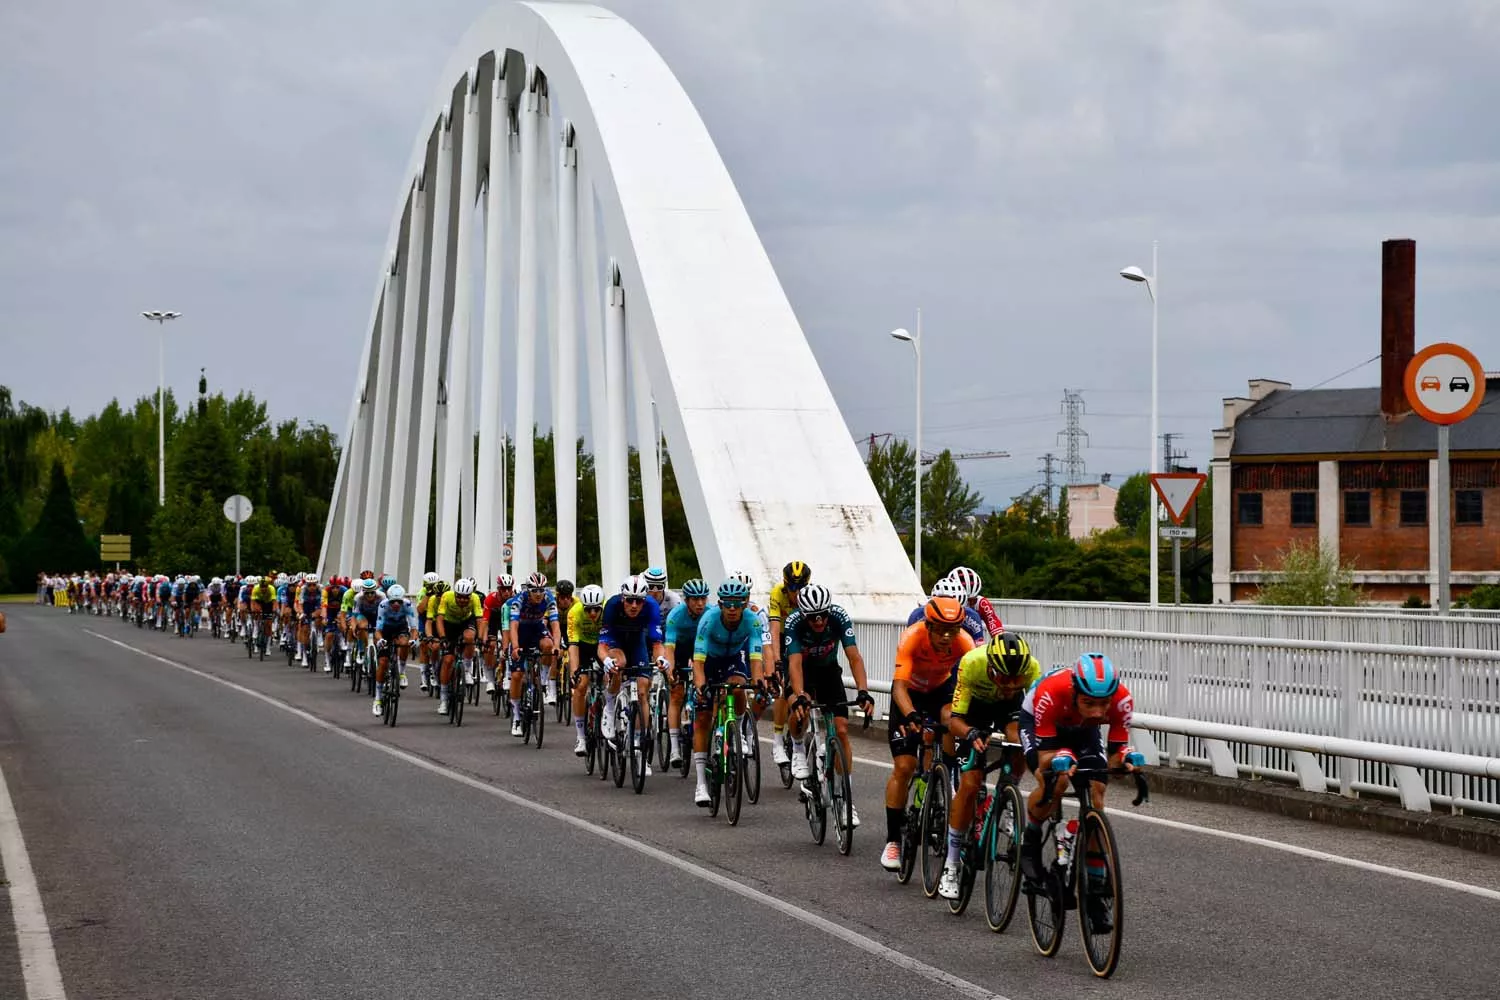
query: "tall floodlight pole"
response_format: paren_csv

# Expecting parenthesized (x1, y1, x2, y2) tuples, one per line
(890, 310, 922, 584)
(1120, 241, 1160, 606)
(141, 310, 181, 506)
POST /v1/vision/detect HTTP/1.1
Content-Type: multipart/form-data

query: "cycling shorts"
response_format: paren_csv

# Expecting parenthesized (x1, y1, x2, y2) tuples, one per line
(441, 618, 478, 649)
(379, 621, 411, 644)
(1017, 710, 1107, 774)
(516, 620, 550, 650)
(800, 661, 849, 719)
(699, 652, 748, 686)
(888, 675, 955, 759)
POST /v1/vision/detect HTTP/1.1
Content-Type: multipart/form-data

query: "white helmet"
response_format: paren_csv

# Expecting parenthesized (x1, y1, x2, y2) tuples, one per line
(931, 577, 966, 600)
(422, 571, 439, 586)
(578, 584, 605, 608)
(276, 573, 289, 586)
(620, 575, 650, 598)
(246, 576, 259, 586)
(497, 574, 515, 589)
(305, 574, 319, 586)
(211, 577, 222, 586)
(359, 577, 379, 593)
(947, 566, 983, 600)
(386, 584, 406, 601)
(725, 568, 755, 589)
(452, 578, 475, 597)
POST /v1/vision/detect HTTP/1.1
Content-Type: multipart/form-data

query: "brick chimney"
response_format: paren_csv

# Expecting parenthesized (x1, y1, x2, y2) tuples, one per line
(1380, 238, 1416, 420)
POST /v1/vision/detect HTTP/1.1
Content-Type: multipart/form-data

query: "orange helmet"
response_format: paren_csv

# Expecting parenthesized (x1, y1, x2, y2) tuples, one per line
(923, 596, 964, 626)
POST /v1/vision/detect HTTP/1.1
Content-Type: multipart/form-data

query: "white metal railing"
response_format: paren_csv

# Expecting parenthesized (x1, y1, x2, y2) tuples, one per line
(845, 617, 1500, 816)
(986, 598, 1500, 650)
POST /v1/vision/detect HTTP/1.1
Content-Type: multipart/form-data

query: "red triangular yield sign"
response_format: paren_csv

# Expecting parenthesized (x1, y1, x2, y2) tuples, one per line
(537, 544, 557, 563)
(1149, 472, 1207, 525)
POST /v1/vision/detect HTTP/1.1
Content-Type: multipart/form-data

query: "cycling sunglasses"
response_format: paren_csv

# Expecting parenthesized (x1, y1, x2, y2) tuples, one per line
(719, 599, 747, 610)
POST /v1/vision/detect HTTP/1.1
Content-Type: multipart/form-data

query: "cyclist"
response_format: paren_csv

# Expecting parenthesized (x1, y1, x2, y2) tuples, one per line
(206, 577, 225, 634)
(348, 577, 385, 662)
(416, 578, 449, 692)
(321, 575, 348, 671)
(1018, 652, 1144, 933)
(880, 595, 974, 872)
(296, 573, 322, 666)
(433, 578, 485, 716)
(415, 571, 440, 674)
(182, 574, 202, 636)
(947, 566, 1002, 637)
(371, 584, 418, 716)
(689, 577, 764, 806)
(640, 566, 679, 617)
(661, 578, 711, 768)
(249, 575, 277, 643)
(906, 577, 985, 644)
(275, 573, 294, 644)
(598, 576, 666, 750)
(505, 572, 561, 736)
(937, 631, 1042, 900)
(482, 574, 516, 695)
(766, 560, 811, 770)
(785, 583, 875, 826)
(568, 584, 607, 756)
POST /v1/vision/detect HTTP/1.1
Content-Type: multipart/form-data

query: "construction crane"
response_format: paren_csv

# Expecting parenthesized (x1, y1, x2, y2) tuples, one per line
(924, 448, 1009, 467)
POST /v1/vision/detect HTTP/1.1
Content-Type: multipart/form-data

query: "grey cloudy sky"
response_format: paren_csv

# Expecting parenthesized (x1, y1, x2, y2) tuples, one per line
(3, 1, 1498, 506)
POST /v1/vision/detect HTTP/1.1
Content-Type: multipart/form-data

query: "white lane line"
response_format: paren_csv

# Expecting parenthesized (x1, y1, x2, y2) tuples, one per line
(86, 630, 1009, 1000)
(761, 737, 1500, 903)
(0, 765, 69, 1000)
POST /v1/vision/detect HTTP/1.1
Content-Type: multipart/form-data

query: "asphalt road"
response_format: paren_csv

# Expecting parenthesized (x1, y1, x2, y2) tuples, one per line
(2, 604, 1497, 1000)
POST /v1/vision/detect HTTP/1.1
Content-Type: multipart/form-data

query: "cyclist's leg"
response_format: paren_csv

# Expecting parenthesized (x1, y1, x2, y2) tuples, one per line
(570, 644, 590, 746)
(666, 662, 687, 763)
(539, 634, 557, 702)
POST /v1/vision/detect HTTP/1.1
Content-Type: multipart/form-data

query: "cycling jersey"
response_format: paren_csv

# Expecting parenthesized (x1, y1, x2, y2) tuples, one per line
(692, 607, 763, 663)
(662, 603, 702, 649)
(950, 647, 1041, 716)
(341, 588, 358, 614)
(1020, 669, 1134, 745)
(276, 584, 290, 604)
(435, 591, 482, 624)
(767, 582, 798, 623)
(376, 598, 417, 631)
(782, 605, 857, 668)
(483, 590, 513, 628)
(507, 591, 559, 626)
(905, 603, 986, 644)
(250, 584, 276, 605)
(300, 585, 322, 613)
(568, 601, 603, 645)
(351, 590, 385, 622)
(598, 594, 664, 662)
(322, 584, 346, 612)
(892, 622, 974, 694)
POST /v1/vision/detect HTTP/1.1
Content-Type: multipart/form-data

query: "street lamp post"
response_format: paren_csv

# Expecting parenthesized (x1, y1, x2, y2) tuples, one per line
(141, 310, 181, 506)
(1120, 243, 1159, 606)
(890, 310, 922, 584)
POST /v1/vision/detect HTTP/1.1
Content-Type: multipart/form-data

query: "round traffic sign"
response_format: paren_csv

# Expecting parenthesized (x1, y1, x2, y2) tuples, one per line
(1405, 343, 1485, 425)
(501, 543, 514, 562)
(222, 494, 254, 523)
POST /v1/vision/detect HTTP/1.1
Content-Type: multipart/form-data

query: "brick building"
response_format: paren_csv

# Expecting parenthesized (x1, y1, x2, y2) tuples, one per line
(1211, 240, 1500, 604)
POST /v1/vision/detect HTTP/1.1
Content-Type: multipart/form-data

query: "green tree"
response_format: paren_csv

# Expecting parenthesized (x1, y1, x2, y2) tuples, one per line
(1254, 540, 1364, 606)
(923, 450, 983, 541)
(1113, 471, 1150, 536)
(866, 437, 916, 539)
(1020, 535, 1148, 602)
(9, 460, 99, 584)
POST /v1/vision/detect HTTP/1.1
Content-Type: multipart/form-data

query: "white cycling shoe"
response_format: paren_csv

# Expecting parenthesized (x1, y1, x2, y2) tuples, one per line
(791, 748, 811, 780)
(372, 700, 382, 716)
(879, 842, 902, 871)
(574, 736, 587, 757)
(938, 863, 962, 900)
(771, 741, 790, 766)
(694, 781, 712, 807)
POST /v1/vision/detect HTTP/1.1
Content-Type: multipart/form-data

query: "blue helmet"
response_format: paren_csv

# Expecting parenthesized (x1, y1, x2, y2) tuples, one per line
(1072, 652, 1119, 699)
(641, 566, 668, 588)
(716, 578, 751, 602)
(680, 578, 710, 599)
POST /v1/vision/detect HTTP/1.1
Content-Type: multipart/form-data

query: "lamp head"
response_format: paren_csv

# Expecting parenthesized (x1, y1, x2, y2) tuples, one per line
(890, 328, 914, 343)
(1119, 266, 1148, 283)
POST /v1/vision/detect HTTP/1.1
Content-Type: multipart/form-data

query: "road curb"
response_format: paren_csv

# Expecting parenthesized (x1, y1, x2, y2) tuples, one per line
(845, 723, 1500, 855)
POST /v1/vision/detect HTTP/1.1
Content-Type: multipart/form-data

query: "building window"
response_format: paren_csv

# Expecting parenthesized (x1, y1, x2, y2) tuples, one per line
(1399, 490, 1427, 526)
(1456, 490, 1483, 525)
(1238, 492, 1263, 526)
(1290, 491, 1317, 526)
(1344, 491, 1371, 526)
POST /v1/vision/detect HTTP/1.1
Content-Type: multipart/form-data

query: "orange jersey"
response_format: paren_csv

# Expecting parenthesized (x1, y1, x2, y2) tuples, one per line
(892, 622, 974, 694)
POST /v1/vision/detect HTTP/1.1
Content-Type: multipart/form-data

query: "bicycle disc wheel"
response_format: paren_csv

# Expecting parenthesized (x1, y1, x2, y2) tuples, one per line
(828, 738, 853, 856)
(1026, 823, 1066, 958)
(629, 709, 645, 794)
(725, 721, 743, 826)
(920, 765, 951, 899)
(806, 743, 827, 845)
(984, 783, 1025, 933)
(741, 714, 761, 805)
(1076, 810, 1125, 978)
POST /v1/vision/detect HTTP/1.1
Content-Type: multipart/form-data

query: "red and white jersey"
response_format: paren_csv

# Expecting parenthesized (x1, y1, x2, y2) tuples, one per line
(1021, 669, 1134, 744)
(969, 596, 1003, 636)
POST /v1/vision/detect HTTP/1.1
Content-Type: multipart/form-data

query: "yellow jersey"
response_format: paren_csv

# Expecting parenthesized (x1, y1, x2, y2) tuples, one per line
(951, 647, 1042, 716)
(768, 582, 798, 623)
(567, 601, 602, 645)
(436, 591, 483, 624)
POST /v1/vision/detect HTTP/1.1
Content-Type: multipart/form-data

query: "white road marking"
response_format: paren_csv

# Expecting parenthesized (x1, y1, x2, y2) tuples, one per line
(86, 630, 1009, 1000)
(759, 738, 1500, 903)
(0, 765, 69, 1000)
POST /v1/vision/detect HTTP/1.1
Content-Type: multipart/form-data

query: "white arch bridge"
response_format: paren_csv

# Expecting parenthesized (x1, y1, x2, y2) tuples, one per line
(318, 1, 916, 616)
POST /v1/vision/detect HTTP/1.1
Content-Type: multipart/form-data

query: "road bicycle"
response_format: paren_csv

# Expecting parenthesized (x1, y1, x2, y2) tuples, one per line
(932, 729, 1026, 928)
(792, 696, 871, 855)
(702, 679, 753, 825)
(895, 715, 950, 897)
(579, 662, 608, 778)
(517, 648, 546, 748)
(1025, 764, 1149, 979)
(376, 639, 402, 727)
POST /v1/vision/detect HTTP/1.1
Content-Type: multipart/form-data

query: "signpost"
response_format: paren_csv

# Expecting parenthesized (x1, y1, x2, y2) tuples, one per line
(223, 494, 253, 576)
(1151, 472, 1207, 606)
(100, 533, 131, 567)
(1404, 343, 1486, 613)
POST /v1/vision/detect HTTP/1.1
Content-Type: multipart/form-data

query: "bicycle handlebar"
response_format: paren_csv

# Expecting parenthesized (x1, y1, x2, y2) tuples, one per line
(1040, 765, 1150, 808)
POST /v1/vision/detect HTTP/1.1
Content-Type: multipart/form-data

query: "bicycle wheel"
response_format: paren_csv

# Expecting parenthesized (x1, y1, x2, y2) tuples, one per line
(1077, 810, 1125, 978)
(653, 689, 670, 772)
(611, 710, 627, 788)
(491, 671, 504, 715)
(724, 720, 743, 826)
(584, 698, 600, 776)
(896, 784, 922, 885)
(1026, 823, 1066, 958)
(805, 739, 827, 845)
(741, 713, 761, 805)
(533, 682, 545, 750)
(350, 649, 363, 691)
(828, 737, 853, 856)
(920, 764, 951, 899)
(629, 706, 646, 795)
(521, 681, 534, 744)
(950, 829, 977, 916)
(308, 642, 318, 672)
(984, 783, 1025, 933)
(707, 736, 723, 817)
(556, 665, 571, 724)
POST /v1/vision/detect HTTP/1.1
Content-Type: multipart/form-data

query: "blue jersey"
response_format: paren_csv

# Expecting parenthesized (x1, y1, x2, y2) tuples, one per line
(599, 594, 664, 657)
(376, 597, 417, 630)
(300, 586, 321, 612)
(663, 603, 704, 648)
(693, 606, 763, 662)
(906, 604, 986, 644)
(276, 584, 290, 604)
(508, 591, 559, 626)
(238, 585, 251, 603)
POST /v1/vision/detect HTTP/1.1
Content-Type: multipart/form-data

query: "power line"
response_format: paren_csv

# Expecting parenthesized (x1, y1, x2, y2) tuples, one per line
(1039, 453, 1058, 515)
(1058, 389, 1088, 486)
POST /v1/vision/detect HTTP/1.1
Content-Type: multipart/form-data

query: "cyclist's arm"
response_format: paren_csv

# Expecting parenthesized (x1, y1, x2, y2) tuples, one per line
(845, 645, 870, 695)
(788, 651, 805, 699)
(890, 677, 917, 722)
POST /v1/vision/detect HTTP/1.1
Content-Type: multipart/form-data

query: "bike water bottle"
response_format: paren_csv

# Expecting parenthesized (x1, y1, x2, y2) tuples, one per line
(973, 789, 991, 841)
(1056, 818, 1079, 866)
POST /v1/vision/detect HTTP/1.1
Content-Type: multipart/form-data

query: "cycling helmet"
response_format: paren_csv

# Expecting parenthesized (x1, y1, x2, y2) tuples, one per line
(380, 573, 397, 590)
(525, 572, 548, 591)
(497, 574, 515, 590)
(620, 576, 650, 598)
(1072, 652, 1119, 699)
(386, 584, 406, 602)
(985, 632, 1031, 678)
(717, 578, 752, 602)
(452, 578, 475, 597)
(947, 566, 983, 600)
(930, 577, 966, 600)
(725, 568, 755, 588)
(276, 573, 289, 586)
(359, 578, 379, 593)
(796, 583, 833, 615)
(358, 569, 374, 580)
(923, 596, 964, 626)
(556, 579, 574, 597)
(245, 576, 258, 586)
(305, 574, 319, 587)
(680, 578, 710, 599)
(641, 566, 668, 588)
(422, 571, 439, 586)
(782, 561, 811, 588)
(579, 584, 605, 608)
(211, 577, 222, 586)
